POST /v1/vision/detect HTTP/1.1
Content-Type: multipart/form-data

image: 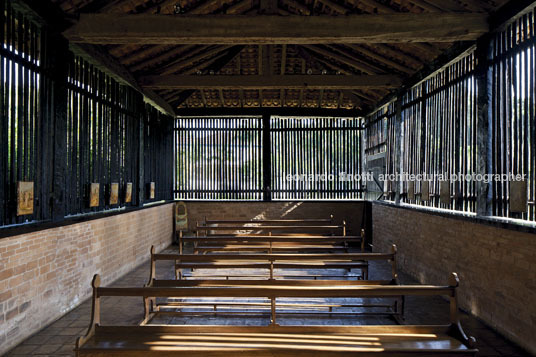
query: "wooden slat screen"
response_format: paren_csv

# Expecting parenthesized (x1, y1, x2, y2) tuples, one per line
(400, 52, 477, 212)
(490, 11, 536, 220)
(372, 51, 477, 212)
(174, 117, 263, 200)
(0, 0, 46, 225)
(0, 0, 175, 229)
(270, 116, 363, 200)
(66, 56, 143, 215)
(145, 105, 174, 201)
(365, 111, 389, 156)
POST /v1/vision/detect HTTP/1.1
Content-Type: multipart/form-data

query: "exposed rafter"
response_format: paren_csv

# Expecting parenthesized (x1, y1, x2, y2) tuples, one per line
(167, 45, 245, 107)
(64, 13, 489, 45)
(71, 43, 176, 116)
(139, 74, 403, 90)
(175, 107, 362, 117)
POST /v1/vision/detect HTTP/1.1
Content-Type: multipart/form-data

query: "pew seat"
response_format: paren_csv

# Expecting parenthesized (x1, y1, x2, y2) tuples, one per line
(77, 325, 477, 356)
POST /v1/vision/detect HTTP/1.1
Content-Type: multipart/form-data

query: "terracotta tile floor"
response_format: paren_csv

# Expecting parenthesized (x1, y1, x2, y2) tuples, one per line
(5, 245, 532, 356)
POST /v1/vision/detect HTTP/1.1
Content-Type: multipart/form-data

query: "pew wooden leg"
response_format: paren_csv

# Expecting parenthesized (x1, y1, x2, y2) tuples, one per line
(270, 298, 277, 325)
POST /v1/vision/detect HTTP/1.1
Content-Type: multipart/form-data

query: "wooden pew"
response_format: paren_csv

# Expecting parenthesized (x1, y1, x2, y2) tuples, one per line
(149, 244, 397, 283)
(203, 215, 334, 225)
(75, 273, 478, 356)
(146, 244, 402, 320)
(146, 279, 404, 320)
(180, 229, 366, 255)
(152, 248, 395, 281)
(196, 221, 347, 236)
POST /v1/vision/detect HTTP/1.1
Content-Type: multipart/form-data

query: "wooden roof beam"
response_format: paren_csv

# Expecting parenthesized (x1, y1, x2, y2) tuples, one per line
(64, 13, 489, 44)
(139, 74, 402, 90)
(129, 45, 199, 72)
(369, 44, 423, 68)
(119, 45, 173, 66)
(175, 106, 362, 116)
(168, 45, 245, 106)
(303, 45, 381, 75)
(344, 45, 414, 74)
(159, 46, 232, 75)
(71, 44, 176, 116)
(295, 46, 364, 108)
(227, 0, 254, 14)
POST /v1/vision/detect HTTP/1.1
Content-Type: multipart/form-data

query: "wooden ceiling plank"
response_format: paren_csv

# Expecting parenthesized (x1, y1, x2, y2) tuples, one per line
(139, 74, 403, 89)
(64, 13, 489, 44)
(108, 43, 139, 57)
(415, 0, 467, 12)
(405, 0, 443, 12)
(316, 0, 349, 14)
(296, 47, 368, 106)
(227, 0, 253, 14)
(259, 0, 278, 13)
(99, 0, 146, 13)
(457, 0, 494, 12)
(345, 44, 414, 74)
(119, 45, 173, 66)
(370, 44, 423, 68)
(169, 45, 245, 106)
(304, 45, 379, 75)
(159, 46, 231, 75)
(280, 0, 311, 14)
(356, 0, 397, 13)
(129, 45, 199, 72)
(189, 0, 225, 14)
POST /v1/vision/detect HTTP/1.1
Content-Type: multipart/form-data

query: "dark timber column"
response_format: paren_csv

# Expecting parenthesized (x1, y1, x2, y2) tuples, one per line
(50, 35, 69, 221)
(137, 111, 145, 206)
(262, 113, 271, 201)
(394, 97, 403, 204)
(475, 35, 493, 216)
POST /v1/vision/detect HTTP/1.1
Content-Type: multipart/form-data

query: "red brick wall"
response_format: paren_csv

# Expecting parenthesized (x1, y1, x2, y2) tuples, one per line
(372, 202, 536, 355)
(183, 201, 366, 235)
(0, 203, 174, 355)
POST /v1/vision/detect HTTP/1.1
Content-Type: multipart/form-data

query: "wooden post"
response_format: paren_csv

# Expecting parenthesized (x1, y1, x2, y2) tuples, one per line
(448, 272, 460, 325)
(475, 35, 493, 216)
(50, 35, 69, 221)
(137, 110, 145, 206)
(390, 244, 398, 282)
(147, 246, 156, 286)
(179, 230, 183, 255)
(394, 97, 403, 204)
(262, 113, 271, 201)
(270, 298, 276, 325)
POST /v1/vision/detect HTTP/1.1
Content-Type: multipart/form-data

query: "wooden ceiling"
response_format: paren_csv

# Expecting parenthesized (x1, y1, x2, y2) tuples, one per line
(52, 0, 510, 115)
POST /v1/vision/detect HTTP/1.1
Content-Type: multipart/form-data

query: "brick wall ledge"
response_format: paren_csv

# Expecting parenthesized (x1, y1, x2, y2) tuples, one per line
(0, 201, 174, 240)
(372, 200, 536, 235)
